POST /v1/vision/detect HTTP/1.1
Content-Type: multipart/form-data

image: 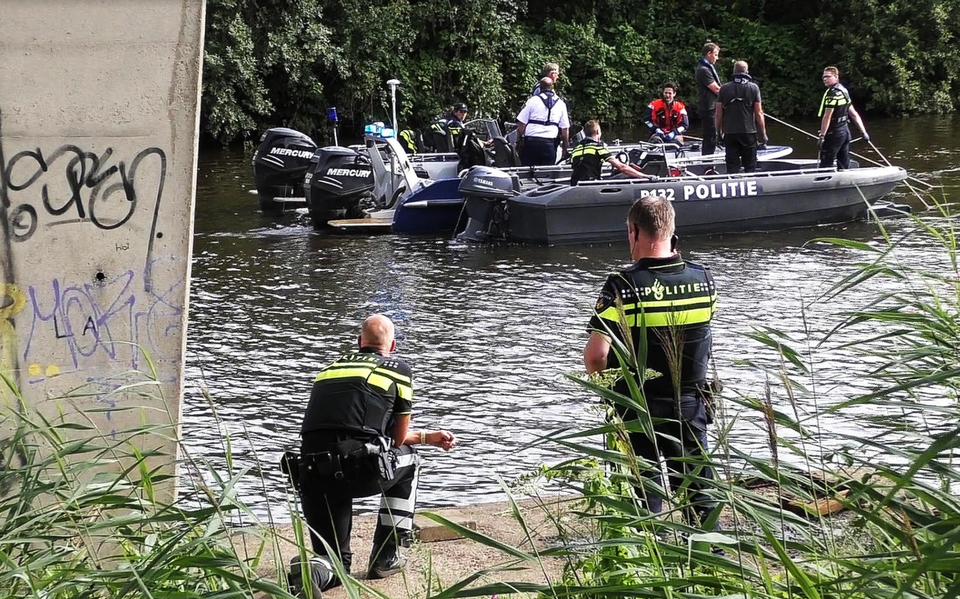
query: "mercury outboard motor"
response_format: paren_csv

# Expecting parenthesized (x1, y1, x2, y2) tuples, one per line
(303, 146, 375, 227)
(456, 166, 520, 242)
(252, 128, 318, 212)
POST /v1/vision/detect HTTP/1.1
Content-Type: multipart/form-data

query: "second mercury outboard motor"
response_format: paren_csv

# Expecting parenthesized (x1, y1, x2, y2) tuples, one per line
(252, 128, 318, 212)
(303, 146, 375, 227)
(456, 165, 520, 242)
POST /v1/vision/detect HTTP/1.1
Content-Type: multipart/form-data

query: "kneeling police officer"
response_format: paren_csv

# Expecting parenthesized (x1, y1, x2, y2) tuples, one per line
(288, 314, 457, 594)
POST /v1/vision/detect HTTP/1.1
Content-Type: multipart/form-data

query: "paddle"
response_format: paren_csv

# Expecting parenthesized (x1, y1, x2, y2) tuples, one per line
(765, 113, 936, 190)
(765, 113, 935, 210)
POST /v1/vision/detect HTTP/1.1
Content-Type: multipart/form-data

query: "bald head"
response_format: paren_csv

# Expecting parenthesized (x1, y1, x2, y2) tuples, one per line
(359, 314, 396, 354)
(539, 77, 554, 93)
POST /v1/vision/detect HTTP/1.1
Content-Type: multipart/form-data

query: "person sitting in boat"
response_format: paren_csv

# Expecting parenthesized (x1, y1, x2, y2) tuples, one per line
(570, 120, 648, 185)
(644, 82, 689, 144)
(531, 62, 560, 96)
(430, 102, 469, 152)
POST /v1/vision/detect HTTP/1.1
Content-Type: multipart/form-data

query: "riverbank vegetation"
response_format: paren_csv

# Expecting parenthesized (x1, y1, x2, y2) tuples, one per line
(202, 0, 960, 145)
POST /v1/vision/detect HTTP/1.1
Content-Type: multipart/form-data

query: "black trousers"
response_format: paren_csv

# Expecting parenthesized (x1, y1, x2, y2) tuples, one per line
(620, 396, 715, 526)
(723, 133, 758, 173)
(819, 126, 851, 170)
(299, 443, 420, 571)
(520, 136, 558, 166)
(700, 109, 717, 155)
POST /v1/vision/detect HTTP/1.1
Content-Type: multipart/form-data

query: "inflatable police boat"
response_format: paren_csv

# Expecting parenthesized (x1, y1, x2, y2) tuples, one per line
(456, 160, 909, 244)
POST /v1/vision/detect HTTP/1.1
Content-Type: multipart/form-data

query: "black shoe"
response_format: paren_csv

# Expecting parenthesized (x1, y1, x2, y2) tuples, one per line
(289, 556, 340, 597)
(367, 553, 406, 579)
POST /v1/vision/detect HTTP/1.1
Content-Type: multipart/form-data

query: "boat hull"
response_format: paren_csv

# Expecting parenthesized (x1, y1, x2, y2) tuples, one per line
(500, 165, 908, 244)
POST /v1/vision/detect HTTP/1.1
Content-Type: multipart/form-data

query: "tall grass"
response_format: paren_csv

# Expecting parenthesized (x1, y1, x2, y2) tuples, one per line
(421, 199, 960, 598)
(0, 371, 303, 599)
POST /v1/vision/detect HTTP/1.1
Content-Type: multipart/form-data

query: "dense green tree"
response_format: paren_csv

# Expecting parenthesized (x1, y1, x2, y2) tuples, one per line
(200, 0, 960, 145)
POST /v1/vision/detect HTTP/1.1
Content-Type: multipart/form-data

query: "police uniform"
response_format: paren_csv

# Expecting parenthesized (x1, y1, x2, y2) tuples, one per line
(696, 57, 721, 155)
(717, 72, 762, 173)
(819, 82, 854, 169)
(643, 99, 689, 140)
(569, 138, 611, 185)
(430, 112, 466, 152)
(298, 348, 419, 578)
(589, 255, 718, 522)
(517, 91, 570, 166)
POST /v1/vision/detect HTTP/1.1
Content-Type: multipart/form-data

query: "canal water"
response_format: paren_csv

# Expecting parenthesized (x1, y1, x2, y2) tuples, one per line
(183, 116, 960, 520)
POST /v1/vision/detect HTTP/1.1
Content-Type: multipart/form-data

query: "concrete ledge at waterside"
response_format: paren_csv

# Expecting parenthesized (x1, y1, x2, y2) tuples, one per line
(241, 495, 579, 598)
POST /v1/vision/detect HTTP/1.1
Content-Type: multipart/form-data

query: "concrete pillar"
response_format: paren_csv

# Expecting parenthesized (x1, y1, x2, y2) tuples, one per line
(0, 1, 205, 499)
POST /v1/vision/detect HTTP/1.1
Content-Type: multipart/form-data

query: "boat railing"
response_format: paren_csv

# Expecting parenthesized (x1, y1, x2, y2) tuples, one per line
(575, 164, 856, 187)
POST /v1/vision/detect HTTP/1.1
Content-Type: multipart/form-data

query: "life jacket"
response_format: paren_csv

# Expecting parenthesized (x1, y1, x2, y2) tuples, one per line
(647, 99, 687, 133)
(526, 92, 561, 127)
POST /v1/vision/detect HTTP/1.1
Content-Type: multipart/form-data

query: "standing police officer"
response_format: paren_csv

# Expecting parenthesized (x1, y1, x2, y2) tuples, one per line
(293, 314, 456, 593)
(818, 66, 869, 170)
(716, 60, 767, 173)
(583, 197, 718, 526)
(695, 43, 722, 155)
(516, 77, 570, 166)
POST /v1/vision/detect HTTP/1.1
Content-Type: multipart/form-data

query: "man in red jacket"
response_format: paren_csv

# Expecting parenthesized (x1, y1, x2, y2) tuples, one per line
(644, 82, 689, 144)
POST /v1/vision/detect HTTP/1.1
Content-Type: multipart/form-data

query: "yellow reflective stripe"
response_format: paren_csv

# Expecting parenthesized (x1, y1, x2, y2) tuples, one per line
(597, 296, 717, 324)
(315, 367, 375, 382)
(597, 305, 624, 322)
(374, 366, 412, 385)
(367, 372, 393, 391)
(629, 307, 714, 327)
(397, 383, 412, 401)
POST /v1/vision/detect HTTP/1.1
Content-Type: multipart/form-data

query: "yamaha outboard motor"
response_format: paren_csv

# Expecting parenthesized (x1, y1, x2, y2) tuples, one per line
(252, 128, 318, 212)
(303, 146, 375, 227)
(456, 166, 520, 242)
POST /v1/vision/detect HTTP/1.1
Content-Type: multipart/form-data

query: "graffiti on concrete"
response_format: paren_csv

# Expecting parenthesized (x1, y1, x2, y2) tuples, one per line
(2, 143, 168, 292)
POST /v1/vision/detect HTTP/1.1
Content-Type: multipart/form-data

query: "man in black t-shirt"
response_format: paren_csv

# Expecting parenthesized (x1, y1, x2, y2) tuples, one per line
(695, 43, 722, 155)
(291, 314, 457, 594)
(716, 60, 767, 173)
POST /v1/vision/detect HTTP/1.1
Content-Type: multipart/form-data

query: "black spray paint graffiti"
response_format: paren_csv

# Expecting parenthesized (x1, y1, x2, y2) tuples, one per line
(2, 144, 167, 292)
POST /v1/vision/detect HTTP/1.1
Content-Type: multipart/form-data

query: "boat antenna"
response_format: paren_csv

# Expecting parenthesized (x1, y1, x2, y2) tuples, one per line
(386, 78, 401, 133)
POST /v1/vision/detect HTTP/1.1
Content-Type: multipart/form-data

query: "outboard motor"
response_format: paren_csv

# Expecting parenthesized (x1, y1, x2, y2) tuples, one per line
(252, 128, 318, 212)
(303, 146, 375, 227)
(456, 165, 520, 242)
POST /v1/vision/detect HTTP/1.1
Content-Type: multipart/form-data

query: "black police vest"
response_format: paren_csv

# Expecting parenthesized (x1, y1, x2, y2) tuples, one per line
(570, 139, 609, 185)
(820, 83, 852, 129)
(301, 351, 412, 438)
(599, 259, 717, 399)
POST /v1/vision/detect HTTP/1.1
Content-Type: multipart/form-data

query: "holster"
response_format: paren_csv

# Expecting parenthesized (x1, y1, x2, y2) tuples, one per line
(697, 379, 723, 425)
(280, 451, 302, 491)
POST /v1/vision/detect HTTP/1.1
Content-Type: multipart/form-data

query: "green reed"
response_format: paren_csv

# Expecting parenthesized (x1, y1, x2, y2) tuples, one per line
(420, 196, 960, 598)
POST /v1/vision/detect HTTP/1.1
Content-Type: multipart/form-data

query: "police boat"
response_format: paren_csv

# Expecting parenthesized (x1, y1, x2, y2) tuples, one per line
(251, 121, 506, 219)
(390, 139, 793, 235)
(455, 160, 909, 244)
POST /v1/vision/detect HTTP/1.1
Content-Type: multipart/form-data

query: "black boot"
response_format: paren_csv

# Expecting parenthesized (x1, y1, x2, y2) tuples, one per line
(367, 527, 411, 579)
(289, 555, 340, 598)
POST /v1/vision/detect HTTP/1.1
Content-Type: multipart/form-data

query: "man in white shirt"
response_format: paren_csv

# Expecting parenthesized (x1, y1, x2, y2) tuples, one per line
(515, 77, 570, 166)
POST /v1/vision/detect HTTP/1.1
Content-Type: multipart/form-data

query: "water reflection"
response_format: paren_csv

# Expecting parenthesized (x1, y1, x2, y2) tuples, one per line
(184, 117, 959, 520)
